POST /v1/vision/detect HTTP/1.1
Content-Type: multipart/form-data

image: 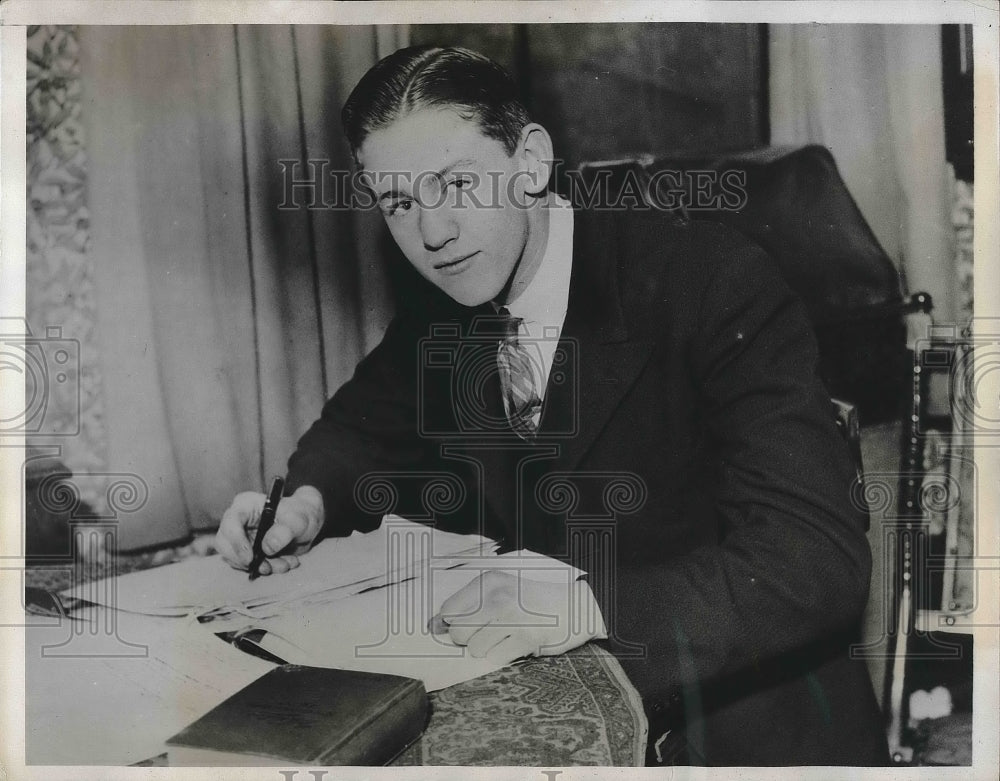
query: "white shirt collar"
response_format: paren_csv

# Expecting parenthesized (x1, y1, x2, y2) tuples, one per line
(499, 194, 574, 330)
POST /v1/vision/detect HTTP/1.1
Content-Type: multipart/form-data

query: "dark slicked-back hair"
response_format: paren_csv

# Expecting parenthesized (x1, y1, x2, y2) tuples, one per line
(342, 45, 531, 158)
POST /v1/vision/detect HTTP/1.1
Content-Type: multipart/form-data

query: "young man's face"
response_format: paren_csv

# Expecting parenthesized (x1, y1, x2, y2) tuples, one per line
(358, 108, 535, 307)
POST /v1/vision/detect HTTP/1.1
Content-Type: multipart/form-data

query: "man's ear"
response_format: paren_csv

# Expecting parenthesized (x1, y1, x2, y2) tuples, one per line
(517, 123, 554, 196)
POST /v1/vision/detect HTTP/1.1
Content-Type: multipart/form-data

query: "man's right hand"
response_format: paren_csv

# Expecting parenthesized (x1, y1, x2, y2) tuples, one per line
(215, 485, 325, 576)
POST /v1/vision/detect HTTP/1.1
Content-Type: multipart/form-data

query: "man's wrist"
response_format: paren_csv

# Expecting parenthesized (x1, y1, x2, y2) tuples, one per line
(291, 484, 325, 542)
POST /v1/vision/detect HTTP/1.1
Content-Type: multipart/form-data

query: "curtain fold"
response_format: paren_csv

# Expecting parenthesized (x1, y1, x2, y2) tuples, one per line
(769, 24, 956, 324)
(78, 26, 400, 548)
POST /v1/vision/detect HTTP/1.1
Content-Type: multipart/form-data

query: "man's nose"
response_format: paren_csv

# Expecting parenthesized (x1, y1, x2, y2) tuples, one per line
(418, 203, 459, 251)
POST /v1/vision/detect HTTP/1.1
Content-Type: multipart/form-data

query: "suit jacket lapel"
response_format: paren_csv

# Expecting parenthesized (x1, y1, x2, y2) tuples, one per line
(539, 207, 657, 473)
(434, 305, 524, 545)
(447, 207, 658, 540)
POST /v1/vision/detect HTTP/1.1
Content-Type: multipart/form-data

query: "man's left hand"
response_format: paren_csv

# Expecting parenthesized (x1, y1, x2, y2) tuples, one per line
(431, 571, 607, 665)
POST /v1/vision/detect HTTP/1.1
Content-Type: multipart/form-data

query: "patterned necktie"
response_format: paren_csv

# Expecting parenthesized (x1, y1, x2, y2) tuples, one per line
(496, 307, 542, 440)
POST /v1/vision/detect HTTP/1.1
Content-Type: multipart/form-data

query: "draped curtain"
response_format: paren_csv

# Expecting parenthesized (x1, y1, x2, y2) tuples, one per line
(769, 24, 957, 324)
(77, 26, 407, 548)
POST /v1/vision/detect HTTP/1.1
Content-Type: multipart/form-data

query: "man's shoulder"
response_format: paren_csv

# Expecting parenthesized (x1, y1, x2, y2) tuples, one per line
(576, 204, 771, 278)
(573, 205, 782, 323)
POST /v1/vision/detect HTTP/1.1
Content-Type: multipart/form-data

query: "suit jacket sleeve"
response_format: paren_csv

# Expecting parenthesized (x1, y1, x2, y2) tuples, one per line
(606, 229, 872, 709)
(283, 312, 428, 536)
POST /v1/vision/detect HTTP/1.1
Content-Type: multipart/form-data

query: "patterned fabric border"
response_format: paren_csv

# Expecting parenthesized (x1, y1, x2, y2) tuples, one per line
(394, 643, 647, 766)
(26, 24, 108, 511)
(951, 174, 973, 324)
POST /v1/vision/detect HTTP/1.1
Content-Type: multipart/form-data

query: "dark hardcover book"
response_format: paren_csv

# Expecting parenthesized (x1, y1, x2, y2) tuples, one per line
(166, 665, 428, 766)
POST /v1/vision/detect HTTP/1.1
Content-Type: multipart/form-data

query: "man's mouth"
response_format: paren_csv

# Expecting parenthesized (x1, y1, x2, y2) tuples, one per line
(434, 252, 479, 275)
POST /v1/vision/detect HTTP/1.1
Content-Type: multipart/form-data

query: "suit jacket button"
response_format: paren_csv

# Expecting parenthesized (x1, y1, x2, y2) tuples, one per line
(649, 701, 664, 714)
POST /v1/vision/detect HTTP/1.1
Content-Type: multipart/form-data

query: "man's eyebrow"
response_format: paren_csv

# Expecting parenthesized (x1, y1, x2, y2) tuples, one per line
(376, 187, 404, 204)
(434, 158, 477, 179)
(370, 158, 478, 203)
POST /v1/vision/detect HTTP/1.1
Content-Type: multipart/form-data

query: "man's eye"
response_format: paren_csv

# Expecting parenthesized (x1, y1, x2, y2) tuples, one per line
(386, 199, 414, 217)
(449, 176, 474, 190)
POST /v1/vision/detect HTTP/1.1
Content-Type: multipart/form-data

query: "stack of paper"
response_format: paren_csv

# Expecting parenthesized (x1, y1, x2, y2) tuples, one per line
(239, 550, 587, 691)
(25, 608, 278, 765)
(60, 515, 498, 619)
(29, 516, 586, 764)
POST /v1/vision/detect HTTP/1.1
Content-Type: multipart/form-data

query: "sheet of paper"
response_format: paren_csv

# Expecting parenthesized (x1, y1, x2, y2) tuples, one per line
(27, 544, 588, 766)
(234, 553, 586, 691)
(60, 516, 495, 616)
(25, 608, 276, 765)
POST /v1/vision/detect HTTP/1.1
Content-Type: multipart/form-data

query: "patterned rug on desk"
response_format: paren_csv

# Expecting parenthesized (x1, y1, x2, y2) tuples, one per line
(394, 643, 648, 767)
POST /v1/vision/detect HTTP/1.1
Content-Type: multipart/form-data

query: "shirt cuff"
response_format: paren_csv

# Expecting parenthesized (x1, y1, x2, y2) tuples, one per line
(575, 578, 609, 640)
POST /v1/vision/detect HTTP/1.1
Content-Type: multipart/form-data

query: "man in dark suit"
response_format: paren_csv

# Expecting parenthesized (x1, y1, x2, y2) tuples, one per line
(217, 45, 888, 765)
